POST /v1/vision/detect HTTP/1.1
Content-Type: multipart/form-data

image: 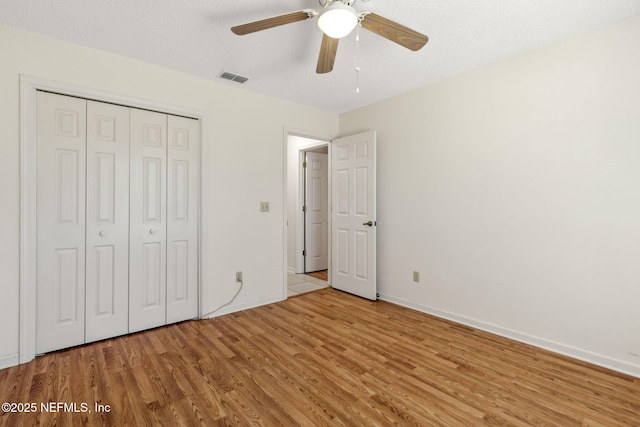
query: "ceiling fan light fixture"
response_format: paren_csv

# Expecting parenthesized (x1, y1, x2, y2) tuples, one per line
(318, 3, 358, 39)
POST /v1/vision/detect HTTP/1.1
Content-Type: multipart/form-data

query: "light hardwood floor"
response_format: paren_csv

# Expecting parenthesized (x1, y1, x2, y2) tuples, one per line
(1, 288, 639, 426)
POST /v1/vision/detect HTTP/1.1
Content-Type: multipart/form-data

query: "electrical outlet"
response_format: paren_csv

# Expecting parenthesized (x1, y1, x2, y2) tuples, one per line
(236, 271, 243, 283)
(413, 271, 420, 283)
(260, 202, 270, 212)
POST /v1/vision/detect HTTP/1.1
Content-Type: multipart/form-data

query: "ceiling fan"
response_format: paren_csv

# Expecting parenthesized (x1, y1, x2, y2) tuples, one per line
(231, 0, 429, 74)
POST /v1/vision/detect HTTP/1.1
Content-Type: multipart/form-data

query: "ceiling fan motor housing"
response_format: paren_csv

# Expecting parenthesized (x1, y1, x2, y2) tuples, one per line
(319, 0, 358, 8)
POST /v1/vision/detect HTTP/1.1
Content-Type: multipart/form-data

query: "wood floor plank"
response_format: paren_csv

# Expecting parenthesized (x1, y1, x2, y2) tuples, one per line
(1, 287, 639, 426)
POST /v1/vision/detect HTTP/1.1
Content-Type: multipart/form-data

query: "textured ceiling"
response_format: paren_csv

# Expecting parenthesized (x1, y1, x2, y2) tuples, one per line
(1, 0, 640, 113)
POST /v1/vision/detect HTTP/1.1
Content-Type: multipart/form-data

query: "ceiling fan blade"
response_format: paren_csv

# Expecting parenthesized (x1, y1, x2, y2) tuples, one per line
(316, 34, 339, 74)
(231, 11, 312, 35)
(360, 13, 428, 51)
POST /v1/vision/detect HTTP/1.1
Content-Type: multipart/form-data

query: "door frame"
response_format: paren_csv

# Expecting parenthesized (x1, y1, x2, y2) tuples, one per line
(19, 75, 207, 364)
(283, 129, 332, 295)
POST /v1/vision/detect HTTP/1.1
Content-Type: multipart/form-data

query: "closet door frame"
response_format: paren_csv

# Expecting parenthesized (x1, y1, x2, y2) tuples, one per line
(19, 75, 208, 365)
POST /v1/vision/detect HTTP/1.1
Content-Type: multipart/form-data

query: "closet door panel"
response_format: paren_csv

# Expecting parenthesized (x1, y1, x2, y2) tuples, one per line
(129, 109, 167, 333)
(85, 101, 130, 342)
(36, 92, 87, 353)
(167, 116, 199, 323)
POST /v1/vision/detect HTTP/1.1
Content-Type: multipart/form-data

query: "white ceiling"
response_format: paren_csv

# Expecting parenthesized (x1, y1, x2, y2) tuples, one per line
(2, 0, 640, 113)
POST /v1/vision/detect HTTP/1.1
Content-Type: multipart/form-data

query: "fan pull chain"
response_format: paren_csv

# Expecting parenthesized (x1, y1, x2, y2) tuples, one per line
(355, 24, 361, 94)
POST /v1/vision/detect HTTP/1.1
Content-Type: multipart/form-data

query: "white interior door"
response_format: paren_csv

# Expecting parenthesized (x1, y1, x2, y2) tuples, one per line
(166, 115, 199, 323)
(331, 131, 377, 300)
(304, 151, 328, 272)
(36, 92, 87, 353)
(129, 108, 167, 333)
(85, 100, 130, 342)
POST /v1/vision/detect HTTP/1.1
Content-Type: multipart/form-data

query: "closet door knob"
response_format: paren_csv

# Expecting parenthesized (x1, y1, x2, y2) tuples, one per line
(98, 230, 105, 237)
(149, 228, 157, 234)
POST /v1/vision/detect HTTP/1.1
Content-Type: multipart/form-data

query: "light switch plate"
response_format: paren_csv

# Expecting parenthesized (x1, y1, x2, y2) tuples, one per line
(260, 201, 270, 212)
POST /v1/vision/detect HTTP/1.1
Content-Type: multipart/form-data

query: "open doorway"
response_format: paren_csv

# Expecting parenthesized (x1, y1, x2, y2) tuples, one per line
(286, 133, 330, 297)
(284, 130, 377, 300)
(303, 146, 329, 274)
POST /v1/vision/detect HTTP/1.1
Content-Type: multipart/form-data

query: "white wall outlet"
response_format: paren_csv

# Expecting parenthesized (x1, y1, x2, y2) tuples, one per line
(413, 271, 420, 282)
(260, 201, 270, 212)
(236, 271, 243, 283)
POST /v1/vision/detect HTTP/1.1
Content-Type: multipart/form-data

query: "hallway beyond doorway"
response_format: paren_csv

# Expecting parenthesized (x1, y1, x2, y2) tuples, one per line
(305, 269, 327, 281)
(287, 272, 328, 298)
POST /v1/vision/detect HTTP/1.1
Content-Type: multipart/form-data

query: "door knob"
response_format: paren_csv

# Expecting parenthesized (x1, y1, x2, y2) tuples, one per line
(98, 230, 105, 237)
(149, 228, 157, 234)
(363, 221, 374, 227)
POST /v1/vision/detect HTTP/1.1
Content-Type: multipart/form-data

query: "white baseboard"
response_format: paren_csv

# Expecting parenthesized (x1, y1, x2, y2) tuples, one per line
(0, 353, 20, 370)
(287, 266, 296, 274)
(379, 293, 640, 379)
(200, 293, 284, 319)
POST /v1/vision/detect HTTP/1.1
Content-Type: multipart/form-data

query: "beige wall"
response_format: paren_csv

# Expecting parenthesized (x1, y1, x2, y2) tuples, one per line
(0, 25, 338, 367)
(340, 14, 640, 376)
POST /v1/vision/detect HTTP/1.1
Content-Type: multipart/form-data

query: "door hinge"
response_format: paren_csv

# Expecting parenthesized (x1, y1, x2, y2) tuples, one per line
(303, 250, 306, 256)
(302, 205, 307, 212)
(303, 161, 308, 168)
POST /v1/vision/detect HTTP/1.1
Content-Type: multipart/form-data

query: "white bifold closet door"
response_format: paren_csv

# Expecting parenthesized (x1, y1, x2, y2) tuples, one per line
(129, 109, 199, 333)
(129, 109, 168, 332)
(85, 100, 131, 343)
(166, 115, 199, 324)
(36, 92, 88, 353)
(36, 92, 199, 353)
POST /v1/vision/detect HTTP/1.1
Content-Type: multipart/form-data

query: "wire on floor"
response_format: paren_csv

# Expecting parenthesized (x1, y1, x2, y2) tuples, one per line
(200, 279, 243, 318)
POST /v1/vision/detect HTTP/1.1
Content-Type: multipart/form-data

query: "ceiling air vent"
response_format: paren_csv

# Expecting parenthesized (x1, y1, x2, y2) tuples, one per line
(219, 71, 249, 84)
